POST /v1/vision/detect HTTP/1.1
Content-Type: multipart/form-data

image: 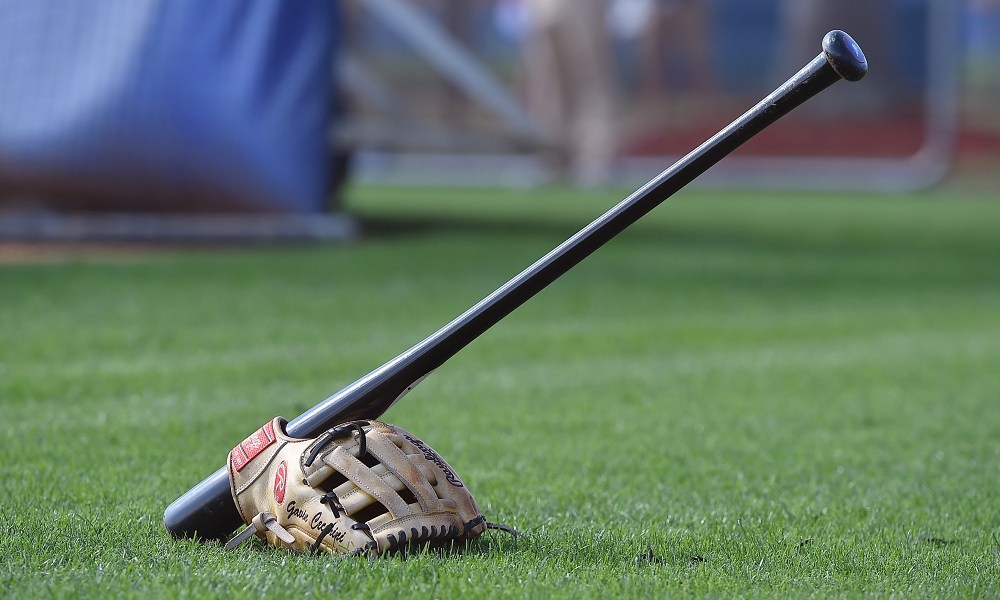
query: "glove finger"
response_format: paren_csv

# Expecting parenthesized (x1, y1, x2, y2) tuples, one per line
(324, 445, 411, 518)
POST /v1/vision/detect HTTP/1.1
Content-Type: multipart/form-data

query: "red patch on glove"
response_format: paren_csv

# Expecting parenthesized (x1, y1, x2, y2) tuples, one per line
(230, 420, 277, 473)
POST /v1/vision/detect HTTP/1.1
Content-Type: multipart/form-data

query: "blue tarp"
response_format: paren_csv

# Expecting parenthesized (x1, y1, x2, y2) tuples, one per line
(0, 1, 338, 212)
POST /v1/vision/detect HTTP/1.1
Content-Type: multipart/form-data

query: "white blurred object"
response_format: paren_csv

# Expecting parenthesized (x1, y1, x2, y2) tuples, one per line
(492, 0, 529, 42)
(607, 0, 654, 41)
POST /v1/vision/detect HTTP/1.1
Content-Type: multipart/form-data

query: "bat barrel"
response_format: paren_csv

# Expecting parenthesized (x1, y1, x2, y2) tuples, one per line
(165, 31, 867, 542)
(164, 467, 237, 541)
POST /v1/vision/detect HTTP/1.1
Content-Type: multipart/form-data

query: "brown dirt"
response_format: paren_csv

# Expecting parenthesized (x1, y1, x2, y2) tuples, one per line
(0, 243, 174, 264)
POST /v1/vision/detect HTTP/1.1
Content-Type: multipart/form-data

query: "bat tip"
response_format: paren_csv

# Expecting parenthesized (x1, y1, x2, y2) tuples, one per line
(822, 30, 868, 82)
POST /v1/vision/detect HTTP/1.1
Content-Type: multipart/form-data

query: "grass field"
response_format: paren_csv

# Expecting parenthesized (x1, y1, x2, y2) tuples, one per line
(2, 185, 999, 597)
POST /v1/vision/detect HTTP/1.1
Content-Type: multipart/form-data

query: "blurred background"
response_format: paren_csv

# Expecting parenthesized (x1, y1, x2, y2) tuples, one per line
(0, 0, 996, 242)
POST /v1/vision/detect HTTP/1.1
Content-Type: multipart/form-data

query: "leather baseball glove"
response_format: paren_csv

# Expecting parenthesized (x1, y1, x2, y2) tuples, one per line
(224, 417, 503, 555)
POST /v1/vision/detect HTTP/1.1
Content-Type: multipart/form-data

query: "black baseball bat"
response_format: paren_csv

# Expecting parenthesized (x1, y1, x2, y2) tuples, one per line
(165, 31, 867, 541)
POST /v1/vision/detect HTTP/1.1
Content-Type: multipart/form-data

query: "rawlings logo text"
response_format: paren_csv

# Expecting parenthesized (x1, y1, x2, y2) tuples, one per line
(404, 434, 464, 487)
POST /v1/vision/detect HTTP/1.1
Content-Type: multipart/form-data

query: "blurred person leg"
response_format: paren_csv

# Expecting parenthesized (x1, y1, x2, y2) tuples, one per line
(522, 0, 572, 178)
(523, 0, 617, 186)
(778, 0, 822, 77)
(670, 0, 714, 95)
(562, 0, 617, 186)
(637, 0, 666, 100)
(640, 0, 714, 101)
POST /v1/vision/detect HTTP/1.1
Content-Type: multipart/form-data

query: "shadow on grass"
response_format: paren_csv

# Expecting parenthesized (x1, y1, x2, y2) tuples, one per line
(221, 529, 521, 562)
(356, 213, 996, 259)
(356, 214, 1000, 295)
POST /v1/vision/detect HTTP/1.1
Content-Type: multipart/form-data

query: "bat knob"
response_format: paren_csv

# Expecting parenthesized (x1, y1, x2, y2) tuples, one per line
(822, 30, 868, 82)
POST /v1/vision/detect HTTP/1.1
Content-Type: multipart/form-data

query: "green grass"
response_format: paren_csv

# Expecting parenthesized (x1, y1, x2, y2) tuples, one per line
(2, 185, 999, 597)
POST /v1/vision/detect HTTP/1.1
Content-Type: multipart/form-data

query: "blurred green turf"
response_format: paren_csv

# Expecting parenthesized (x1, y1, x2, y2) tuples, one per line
(2, 185, 999, 597)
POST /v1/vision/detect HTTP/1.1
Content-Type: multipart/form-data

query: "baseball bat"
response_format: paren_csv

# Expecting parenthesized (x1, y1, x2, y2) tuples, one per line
(165, 31, 867, 541)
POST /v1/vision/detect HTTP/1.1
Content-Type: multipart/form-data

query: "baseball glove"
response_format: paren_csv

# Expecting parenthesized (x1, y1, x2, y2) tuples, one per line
(223, 417, 502, 555)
